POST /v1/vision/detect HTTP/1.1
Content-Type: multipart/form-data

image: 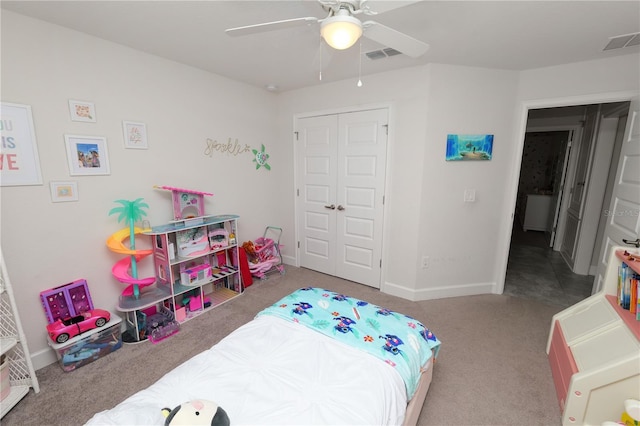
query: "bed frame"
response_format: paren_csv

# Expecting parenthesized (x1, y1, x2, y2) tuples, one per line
(403, 357, 435, 425)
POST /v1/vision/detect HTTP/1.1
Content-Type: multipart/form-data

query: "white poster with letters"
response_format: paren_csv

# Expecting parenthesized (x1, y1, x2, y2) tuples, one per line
(1, 102, 43, 186)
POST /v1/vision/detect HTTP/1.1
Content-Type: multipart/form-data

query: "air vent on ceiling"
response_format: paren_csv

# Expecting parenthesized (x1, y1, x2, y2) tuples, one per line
(365, 47, 402, 60)
(603, 32, 640, 51)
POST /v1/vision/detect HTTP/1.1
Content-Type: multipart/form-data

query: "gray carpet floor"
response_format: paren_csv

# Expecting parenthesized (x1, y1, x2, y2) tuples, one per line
(2, 265, 564, 426)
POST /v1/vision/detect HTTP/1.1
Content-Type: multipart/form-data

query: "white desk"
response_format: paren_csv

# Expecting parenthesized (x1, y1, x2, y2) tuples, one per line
(522, 194, 552, 232)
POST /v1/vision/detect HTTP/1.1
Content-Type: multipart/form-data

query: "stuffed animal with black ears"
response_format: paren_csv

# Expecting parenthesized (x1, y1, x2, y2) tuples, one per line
(162, 399, 230, 426)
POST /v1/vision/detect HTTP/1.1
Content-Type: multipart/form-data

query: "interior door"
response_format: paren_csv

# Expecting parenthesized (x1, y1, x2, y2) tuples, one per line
(548, 132, 572, 248)
(296, 108, 388, 288)
(593, 98, 640, 293)
(561, 106, 599, 265)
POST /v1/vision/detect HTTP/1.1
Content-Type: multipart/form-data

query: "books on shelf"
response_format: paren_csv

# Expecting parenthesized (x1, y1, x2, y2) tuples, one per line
(617, 261, 640, 320)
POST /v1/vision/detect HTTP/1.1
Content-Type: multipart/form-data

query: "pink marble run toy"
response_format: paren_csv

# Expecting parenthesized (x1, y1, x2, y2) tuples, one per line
(154, 185, 213, 220)
(107, 198, 155, 299)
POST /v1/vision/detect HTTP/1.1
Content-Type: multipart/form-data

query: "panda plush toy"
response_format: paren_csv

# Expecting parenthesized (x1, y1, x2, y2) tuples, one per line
(162, 399, 230, 426)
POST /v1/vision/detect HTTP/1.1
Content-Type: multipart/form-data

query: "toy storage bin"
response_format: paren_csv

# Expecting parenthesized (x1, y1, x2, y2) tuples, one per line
(48, 311, 122, 372)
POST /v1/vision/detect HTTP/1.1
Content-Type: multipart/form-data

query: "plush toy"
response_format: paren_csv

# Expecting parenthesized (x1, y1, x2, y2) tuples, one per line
(161, 399, 229, 426)
(242, 241, 255, 255)
(242, 241, 258, 263)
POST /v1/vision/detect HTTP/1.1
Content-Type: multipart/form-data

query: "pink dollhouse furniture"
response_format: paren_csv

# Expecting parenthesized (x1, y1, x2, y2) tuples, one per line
(154, 185, 213, 220)
(40, 279, 94, 324)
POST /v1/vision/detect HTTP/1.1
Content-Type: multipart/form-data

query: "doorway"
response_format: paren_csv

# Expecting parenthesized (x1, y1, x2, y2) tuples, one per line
(295, 108, 389, 288)
(504, 101, 630, 307)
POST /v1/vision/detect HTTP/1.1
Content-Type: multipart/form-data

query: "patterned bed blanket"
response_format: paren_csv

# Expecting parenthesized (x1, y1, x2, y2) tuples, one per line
(257, 287, 441, 399)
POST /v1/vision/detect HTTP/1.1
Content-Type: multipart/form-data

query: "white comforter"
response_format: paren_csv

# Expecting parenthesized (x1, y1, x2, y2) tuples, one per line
(86, 315, 408, 425)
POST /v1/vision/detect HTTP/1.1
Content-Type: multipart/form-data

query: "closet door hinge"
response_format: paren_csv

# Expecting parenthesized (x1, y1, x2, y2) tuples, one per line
(382, 124, 388, 135)
(294, 131, 299, 140)
(297, 188, 299, 196)
(379, 259, 382, 268)
(298, 241, 300, 249)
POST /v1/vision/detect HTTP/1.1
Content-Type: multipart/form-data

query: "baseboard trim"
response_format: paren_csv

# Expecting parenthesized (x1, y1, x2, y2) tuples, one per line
(382, 281, 497, 301)
(32, 347, 57, 371)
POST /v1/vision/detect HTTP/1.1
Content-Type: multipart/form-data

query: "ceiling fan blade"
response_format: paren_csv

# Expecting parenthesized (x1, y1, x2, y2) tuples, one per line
(362, 21, 429, 58)
(359, 0, 422, 15)
(226, 17, 319, 37)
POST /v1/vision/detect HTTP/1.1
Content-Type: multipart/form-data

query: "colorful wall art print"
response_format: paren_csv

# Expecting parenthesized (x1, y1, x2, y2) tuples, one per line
(446, 134, 494, 161)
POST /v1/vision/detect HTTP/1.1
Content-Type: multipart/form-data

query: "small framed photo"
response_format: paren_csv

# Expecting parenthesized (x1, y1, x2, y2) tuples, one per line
(50, 181, 79, 202)
(122, 121, 148, 149)
(68, 100, 96, 122)
(64, 135, 110, 176)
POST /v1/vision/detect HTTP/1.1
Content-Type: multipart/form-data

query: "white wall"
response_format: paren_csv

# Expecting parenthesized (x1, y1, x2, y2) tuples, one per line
(416, 65, 519, 299)
(1, 11, 283, 368)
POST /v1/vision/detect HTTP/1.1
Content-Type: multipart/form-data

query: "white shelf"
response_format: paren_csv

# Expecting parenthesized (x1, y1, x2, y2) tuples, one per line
(0, 385, 29, 418)
(0, 247, 39, 419)
(0, 338, 17, 356)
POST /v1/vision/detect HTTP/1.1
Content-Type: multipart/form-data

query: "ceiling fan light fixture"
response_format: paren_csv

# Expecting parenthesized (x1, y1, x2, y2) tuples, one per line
(321, 12, 362, 50)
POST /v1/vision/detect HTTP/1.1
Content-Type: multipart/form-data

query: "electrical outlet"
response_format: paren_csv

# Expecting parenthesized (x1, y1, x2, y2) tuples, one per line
(421, 256, 429, 269)
(464, 189, 476, 202)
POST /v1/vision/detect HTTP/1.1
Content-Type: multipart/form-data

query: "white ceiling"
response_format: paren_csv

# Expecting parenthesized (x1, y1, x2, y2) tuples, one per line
(2, 1, 639, 92)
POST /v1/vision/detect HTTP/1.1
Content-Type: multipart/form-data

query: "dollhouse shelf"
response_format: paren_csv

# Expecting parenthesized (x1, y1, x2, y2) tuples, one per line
(145, 214, 238, 235)
(117, 215, 243, 343)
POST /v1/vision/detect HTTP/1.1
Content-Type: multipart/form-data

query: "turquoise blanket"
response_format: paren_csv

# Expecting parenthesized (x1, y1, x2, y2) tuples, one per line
(257, 287, 441, 399)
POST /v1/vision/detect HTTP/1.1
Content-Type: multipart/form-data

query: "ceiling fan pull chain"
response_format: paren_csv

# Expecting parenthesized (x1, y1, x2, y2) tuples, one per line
(319, 39, 323, 81)
(357, 39, 363, 87)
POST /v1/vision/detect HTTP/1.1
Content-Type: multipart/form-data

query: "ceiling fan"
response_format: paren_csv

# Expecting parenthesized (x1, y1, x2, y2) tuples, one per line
(225, 0, 429, 58)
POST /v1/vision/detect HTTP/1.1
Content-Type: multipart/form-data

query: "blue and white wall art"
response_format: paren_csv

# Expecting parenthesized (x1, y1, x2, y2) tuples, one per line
(446, 134, 494, 161)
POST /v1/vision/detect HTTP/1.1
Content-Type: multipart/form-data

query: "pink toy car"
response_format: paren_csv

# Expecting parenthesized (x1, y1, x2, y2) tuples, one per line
(47, 308, 111, 344)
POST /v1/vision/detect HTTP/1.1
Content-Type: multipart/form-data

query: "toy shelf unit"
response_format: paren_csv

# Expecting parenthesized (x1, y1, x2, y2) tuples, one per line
(546, 246, 640, 426)
(118, 215, 243, 343)
(0, 248, 39, 419)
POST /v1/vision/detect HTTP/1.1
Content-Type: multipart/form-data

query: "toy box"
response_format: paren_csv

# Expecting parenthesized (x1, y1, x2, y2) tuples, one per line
(48, 311, 122, 372)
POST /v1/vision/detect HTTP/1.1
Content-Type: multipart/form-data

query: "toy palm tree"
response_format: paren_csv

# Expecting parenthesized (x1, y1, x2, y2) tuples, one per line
(109, 198, 149, 299)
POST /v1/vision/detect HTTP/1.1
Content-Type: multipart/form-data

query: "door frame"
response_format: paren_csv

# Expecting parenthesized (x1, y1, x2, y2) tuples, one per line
(292, 102, 395, 287)
(495, 90, 639, 295)
(524, 125, 581, 251)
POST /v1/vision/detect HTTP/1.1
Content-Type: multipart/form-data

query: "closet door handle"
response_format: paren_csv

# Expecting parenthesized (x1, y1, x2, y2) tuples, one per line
(623, 238, 640, 248)
(324, 204, 336, 210)
(337, 205, 345, 211)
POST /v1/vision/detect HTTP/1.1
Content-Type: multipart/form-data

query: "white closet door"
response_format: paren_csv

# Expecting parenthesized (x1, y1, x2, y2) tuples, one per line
(297, 108, 388, 288)
(297, 114, 338, 276)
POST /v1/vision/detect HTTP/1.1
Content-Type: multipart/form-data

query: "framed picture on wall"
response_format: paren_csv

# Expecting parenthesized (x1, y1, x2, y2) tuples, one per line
(445, 134, 494, 161)
(122, 121, 148, 149)
(64, 134, 110, 176)
(68, 100, 96, 122)
(50, 181, 79, 202)
(0, 102, 43, 186)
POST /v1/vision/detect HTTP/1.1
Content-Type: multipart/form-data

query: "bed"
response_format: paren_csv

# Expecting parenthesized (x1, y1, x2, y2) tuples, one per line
(86, 287, 441, 425)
